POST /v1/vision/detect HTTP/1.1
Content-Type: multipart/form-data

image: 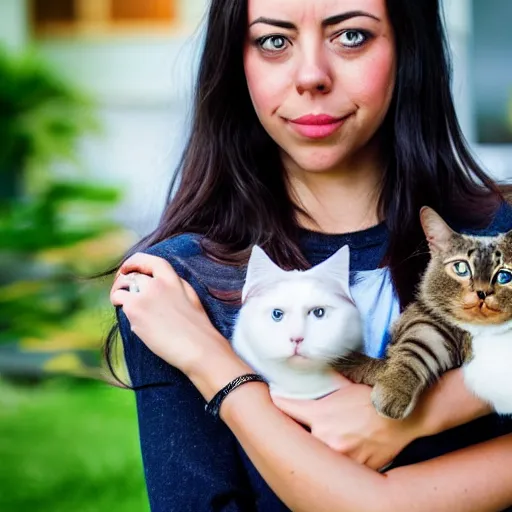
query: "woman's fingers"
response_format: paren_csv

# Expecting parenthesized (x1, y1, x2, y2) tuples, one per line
(272, 396, 316, 427)
(110, 255, 204, 314)
(110, 272, 153, 305)
(110, 252, 183, 306)
(117, 253, 180, 283)
(110, 288, 130, 306)
(110, 271, 152, 293)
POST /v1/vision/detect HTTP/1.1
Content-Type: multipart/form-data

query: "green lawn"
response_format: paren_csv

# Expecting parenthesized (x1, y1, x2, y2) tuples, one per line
(0, 378, 150, 512)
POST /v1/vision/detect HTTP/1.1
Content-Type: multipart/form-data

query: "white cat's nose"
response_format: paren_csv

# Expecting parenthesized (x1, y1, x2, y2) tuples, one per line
(290, 337, 304, 345)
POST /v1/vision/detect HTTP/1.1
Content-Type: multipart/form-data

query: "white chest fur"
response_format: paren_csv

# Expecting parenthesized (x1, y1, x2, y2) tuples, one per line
(462, 322, 512, 415)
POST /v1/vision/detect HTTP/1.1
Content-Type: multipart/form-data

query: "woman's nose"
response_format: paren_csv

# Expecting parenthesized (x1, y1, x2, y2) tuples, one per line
(295, 47, 333, 96)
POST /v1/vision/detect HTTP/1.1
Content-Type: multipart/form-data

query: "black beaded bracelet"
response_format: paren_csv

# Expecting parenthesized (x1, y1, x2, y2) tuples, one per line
(205, 373, 267, 418)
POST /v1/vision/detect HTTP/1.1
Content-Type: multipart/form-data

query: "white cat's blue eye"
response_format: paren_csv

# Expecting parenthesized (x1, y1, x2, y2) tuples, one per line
(311, 308, 325, 319)
(453, 261, 471, 278)
(271, 309, 284, 322)
(496, 270, 512, 285)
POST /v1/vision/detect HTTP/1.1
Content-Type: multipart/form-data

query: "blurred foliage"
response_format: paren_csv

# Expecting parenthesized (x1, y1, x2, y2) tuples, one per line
(0, 47, 141, 512)
(0, 47, 99, 196)
(0, 46, 131, 373)
(0, 181, 124, 344)
(0, 182, 120, 253)
(0, 377, 149, 512)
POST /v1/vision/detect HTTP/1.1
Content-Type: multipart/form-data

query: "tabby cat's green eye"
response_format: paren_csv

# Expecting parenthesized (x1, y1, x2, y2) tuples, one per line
(496, 270, 512, 285)
(453, 261, 471, 277)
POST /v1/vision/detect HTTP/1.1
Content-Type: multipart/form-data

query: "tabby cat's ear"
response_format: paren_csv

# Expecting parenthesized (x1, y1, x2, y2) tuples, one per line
(242, 245, 284, 302)
(420, 206, 455, 253)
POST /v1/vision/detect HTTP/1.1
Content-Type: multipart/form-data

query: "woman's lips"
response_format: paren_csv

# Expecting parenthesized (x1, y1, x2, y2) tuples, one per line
(286, 114, 349, 139)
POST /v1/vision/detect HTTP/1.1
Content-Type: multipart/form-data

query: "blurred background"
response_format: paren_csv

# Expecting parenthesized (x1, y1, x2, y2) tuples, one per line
(0, 1, 510, 511)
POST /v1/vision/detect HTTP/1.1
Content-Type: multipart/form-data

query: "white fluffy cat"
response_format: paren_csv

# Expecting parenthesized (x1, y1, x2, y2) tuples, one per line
(232, 245, 364, 399)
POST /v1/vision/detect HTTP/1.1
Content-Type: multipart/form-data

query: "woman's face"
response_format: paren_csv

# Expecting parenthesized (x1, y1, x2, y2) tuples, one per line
(244, 0, 396, 173)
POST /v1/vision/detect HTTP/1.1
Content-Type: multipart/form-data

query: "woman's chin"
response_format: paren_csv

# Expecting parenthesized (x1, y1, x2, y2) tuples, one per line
(285, 153, 349, 174)
(278, 139, 356, 172)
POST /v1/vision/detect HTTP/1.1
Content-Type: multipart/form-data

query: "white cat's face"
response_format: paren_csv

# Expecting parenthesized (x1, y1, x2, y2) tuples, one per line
(237, 245, 363, 371)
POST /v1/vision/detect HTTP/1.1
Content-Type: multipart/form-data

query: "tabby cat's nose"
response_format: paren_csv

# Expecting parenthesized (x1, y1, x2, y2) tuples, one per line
(477, 290, 486, 300)
(291, 337, 304, 345)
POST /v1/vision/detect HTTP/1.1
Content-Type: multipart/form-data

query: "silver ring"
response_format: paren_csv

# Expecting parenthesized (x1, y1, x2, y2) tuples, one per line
(128, 275, 141, 293)
(129, 282, 140, 293)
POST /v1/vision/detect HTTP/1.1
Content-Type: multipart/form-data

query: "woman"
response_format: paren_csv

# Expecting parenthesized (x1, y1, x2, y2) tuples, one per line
(107, 0, 512, 510)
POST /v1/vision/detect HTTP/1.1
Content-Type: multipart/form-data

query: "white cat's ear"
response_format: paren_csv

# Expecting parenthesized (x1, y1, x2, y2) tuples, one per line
(309, 245, 351, 296)
(420, 206, 456, 253)
(242, 245, 284, 302)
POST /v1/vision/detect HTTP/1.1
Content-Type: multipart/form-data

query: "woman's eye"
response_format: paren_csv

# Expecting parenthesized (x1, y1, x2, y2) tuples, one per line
(496, 270, 512, 285)
(258, 36, 289, 52)
(311, 308, 325, 319)
(336, 30, 368, 48)
(271, 309, 284, 322)
(453, 261, 471, 277)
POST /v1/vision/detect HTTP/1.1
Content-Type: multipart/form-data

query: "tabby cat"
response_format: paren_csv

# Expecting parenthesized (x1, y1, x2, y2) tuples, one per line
(334, 206, 512, 420)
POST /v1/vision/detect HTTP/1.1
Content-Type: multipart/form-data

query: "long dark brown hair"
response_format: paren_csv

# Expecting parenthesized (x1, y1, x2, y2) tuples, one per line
(103, 0, 504, 384)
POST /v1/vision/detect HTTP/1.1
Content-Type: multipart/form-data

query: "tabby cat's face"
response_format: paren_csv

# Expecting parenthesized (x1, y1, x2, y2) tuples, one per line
(422, 232, 512, 325)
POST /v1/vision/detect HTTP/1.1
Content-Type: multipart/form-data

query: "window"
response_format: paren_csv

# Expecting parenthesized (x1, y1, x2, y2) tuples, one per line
(471, 0, 512, 143)
(31, 0, 177, 37)
(33, 0, 75, 24)
(111, 0, 174, 21)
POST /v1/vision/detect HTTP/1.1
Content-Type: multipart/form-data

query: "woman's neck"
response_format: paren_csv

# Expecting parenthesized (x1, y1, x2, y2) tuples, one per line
(284, 143, 384, 235)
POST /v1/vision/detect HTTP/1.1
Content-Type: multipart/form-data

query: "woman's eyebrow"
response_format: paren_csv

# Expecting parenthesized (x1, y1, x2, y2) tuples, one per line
(249, 17, 295, 29)
(322, 11, 381, 27)
(249, 11, 381, 30)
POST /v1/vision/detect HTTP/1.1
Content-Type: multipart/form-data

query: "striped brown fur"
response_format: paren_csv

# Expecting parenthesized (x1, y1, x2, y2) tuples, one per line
(333, 207, 512, 419)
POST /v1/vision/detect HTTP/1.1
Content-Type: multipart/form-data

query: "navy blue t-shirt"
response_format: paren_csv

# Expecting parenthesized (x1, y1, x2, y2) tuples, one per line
(116, 202, 512, 512)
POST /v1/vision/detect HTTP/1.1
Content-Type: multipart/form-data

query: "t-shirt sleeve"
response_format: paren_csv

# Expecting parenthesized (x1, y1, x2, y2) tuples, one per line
(114, 244, 255, 511)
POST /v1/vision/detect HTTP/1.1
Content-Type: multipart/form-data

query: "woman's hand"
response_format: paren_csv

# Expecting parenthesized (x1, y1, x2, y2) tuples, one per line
(273, 379, 424, 471)
(109, 252, 234, 378)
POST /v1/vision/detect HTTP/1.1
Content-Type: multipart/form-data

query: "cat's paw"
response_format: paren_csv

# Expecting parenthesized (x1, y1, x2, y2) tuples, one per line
(371, 384, 417, 420)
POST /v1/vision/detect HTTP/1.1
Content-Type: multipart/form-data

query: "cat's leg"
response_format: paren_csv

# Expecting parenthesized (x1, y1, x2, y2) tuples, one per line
(331, 352, 386, 386)
(370, 322, 463, 420)
(371, 362, 429, 419)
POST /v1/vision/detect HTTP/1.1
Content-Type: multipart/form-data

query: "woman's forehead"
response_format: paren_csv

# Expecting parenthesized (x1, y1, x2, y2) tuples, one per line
(246, 0, 388, 22)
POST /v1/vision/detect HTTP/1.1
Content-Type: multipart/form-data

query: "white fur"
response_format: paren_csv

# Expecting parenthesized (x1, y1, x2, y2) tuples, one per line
(232, 245, 363, 399)
(459, 320, 512, 415)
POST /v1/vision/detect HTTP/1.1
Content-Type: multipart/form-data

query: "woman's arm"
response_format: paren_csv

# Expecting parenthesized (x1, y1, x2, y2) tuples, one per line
(262, 360, 493, 472)
(111, 253, 512, 512)
(115, 244, 262, 512)
(117, 308, 256, 512)
(190, 354, 512, 512)
(414, 367, 492, 436)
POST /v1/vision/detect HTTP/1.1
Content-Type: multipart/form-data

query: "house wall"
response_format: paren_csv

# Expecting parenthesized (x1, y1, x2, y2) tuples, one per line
(0, 0, 29, 51)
